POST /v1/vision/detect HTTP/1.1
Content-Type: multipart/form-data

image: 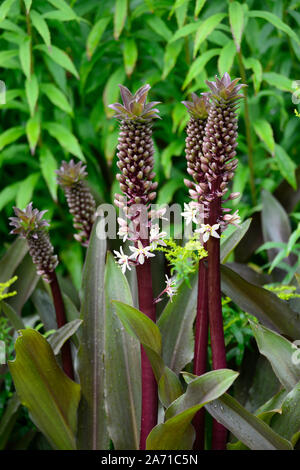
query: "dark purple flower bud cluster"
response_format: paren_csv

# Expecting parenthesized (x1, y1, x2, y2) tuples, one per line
(9, 203, 58, 282)
(183, 73, 245, 229)
(182, 93, 211, 204)
(56, 160, 96, 246)
(110, 85, 159, 210)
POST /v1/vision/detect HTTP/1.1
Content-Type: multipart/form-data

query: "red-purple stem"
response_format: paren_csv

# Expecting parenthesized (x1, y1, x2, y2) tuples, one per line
(207, 196, 227, 450)
(49, 271, 74, 380)
(192, 258, 208, 450)
(135, 247, 157, 450)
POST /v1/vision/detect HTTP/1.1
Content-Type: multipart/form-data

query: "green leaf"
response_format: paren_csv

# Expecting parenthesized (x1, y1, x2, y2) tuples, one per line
(229, 1, 244, 51)
(271, 382, 300, 443)
(26, 115, 40, 155)
(36, 45, 79, 79)
(253, 119, 275, 155)
(39, 146, 58, 201)
(103, 67, 126, 118)
(161, 140, 184, 178)
(274, 144, 297, 190)
(169, 21, 201, 43)
(41, 83, 73, 115)
(123, 38, 138, 77)
(0, 182, 19, 210)
(250, 321, 300, 391)
(248, 10, 300, 46)
(114, 0, 128, 40)
(0, 127, 25, 151)
(0, 238, 27, 284)
(220, 264, 300, 340)
(30, 10, 51, 48)
(206, 393, 293, 450)
(147, 16, 172, 42)
(113, 300, 164, 381)
(46, 0, 78, 21)
(220, 219, 252, 263)
(0, 393, 20, 450)
(193, 13, 226, 57)
(263, 72, 294, 92)
(158, 273, 198, 374)
(183, 48, 221, 89)
(157, 178, 184, 206)
(104, 253, 141, 450)
(243, 57, 262, 93)
(25, 74, 39, 117)
(19, 36, 31, 78)
(162, 39, 184, 80)
(23, 0, 32, 13)
(158, 367, 183, 409)
(7, 254, 39, 314)
(16, 172, 40, 208)
(77, 215, 109, 450)
(47, 319, 82, 355)
(146, 369, 238, 450)
(86, 17, 110, 59)
(8, 329, 80, 450)
(194, 0, 206, 17)
(0, 49, 19, 68)
(218, 40, 236, 77)
(1, 301, 25, 330)
(113, 301, 162, 357)
(0, 0, 16, 21)
(43, 122, 85, 161)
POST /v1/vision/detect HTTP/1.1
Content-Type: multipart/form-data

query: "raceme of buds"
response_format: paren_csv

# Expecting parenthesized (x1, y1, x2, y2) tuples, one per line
(9, 203, 58, 282)
(202, 73, 246, 227)
(110, 85, 169, 274)
(182, 93, 211, 204)
(109, 84, 159, 209)
(56, 160, 96, 246)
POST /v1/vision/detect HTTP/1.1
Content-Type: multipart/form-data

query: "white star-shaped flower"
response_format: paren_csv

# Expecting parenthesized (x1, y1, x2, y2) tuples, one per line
(150, 224, 167, 249)
(195, 223, 220, 243)
(165, 275, 177, 302)
(129, 240, 155, 265)
(113, 246, 131, 274)
(181, 202, 200, 225)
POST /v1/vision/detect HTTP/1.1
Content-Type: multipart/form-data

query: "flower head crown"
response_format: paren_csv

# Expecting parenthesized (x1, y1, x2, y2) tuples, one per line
(182, 93, 210, 119)
(56, 160, 88, 188)
(9, 203, 49, 238)
(205, 72, 246, 104)
(109, 84, 160, 122)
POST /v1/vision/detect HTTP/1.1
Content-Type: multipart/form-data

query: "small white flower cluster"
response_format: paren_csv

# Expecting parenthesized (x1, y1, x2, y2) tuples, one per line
(154, 275, 177, 303)
(114, 208, 168, 274)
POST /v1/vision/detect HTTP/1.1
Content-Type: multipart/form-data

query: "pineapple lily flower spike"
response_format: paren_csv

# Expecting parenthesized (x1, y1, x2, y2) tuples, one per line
(9, 203, 74, 379)
(182, 73, 246, 451)
(205, 73, 245, 450)
(56, 159, 96, 247)
(110, 83, 163, 450)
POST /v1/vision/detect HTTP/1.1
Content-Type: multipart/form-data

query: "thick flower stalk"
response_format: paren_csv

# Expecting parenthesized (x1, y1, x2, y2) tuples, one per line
(9, 203, 74, 379)
(109, 84, 164, 450)
(56, 160, 96, 247)
(182, 93, 210, 450)
(203, 73, 245, 450)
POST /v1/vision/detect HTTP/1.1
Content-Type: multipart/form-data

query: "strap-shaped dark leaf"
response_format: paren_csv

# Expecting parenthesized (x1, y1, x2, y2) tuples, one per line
(9, 329, 80, 450)
(221, 264, 300, 339)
